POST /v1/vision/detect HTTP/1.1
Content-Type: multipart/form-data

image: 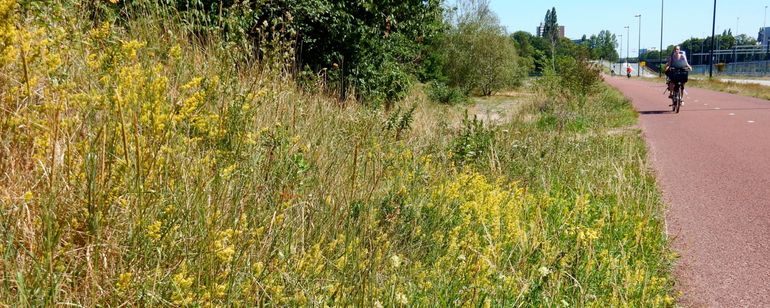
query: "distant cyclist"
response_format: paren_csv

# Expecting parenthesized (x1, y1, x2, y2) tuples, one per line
(665, 46, 692, 98)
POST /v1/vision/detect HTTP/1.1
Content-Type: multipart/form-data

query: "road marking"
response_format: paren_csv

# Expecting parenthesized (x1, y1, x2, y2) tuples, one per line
(729, 113, 736, 116)
(704, 103, 709, 106)
(714, 107, 721, 110)
(748, 121, 756, 123)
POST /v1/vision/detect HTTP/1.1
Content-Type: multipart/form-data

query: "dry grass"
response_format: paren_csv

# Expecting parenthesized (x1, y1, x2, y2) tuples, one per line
(687, 78, 770, 100)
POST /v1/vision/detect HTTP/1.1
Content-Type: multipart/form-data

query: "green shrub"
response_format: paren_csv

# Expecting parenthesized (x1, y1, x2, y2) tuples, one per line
(451, 112, 494, 166)
(426, 81, 468, 105)
(556, 56, 603, 96)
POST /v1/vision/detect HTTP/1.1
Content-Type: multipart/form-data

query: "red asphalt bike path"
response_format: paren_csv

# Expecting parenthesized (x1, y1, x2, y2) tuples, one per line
(605, 76, 770, 307)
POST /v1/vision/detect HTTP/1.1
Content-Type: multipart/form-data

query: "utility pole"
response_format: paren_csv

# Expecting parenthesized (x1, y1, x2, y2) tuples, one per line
(636, 14, 642, 77)
(659, 0, 664, 77)
(708, 0, 717, 79)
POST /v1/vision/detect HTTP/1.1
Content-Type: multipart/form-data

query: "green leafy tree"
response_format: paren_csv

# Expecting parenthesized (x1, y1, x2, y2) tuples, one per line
(735, 34, 757, 46)
(134, 0, 445, 107)
(511, 31, 536, 74)
(587, 30, 619, 61)
(442, 0, 523, 95)
(541, 7, 558, 42)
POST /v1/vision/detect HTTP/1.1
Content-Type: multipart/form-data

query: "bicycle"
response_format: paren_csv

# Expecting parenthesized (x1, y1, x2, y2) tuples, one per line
(667, 68, 689, 114)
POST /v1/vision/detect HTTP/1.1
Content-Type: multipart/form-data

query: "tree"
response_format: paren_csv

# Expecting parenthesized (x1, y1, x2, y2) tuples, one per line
(512, 31, 534, 58)
(583, 30, 618, 61)
(541, 7, 559, 69)
(679, 37, 705, 58)
(735, 34, 757, 46)
(443, 0, 523, 95)
(170, 0, 445, 107)
(542, 7, 559, 42)
(641, 50, 660, 62)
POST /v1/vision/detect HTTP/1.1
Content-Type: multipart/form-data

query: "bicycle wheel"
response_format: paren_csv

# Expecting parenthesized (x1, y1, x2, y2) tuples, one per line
(671, 96, 677, 112)
(671, 89, 678, 112)
(674, 89, 681, 113)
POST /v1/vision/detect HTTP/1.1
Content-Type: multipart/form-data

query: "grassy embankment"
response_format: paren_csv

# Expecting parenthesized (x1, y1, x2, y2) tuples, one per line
(0, 3, 674, 306)
(687, 78, 770, 100)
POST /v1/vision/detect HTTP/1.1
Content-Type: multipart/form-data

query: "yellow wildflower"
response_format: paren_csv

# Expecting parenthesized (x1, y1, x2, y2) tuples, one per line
(88, 21, 111, 41)
(169, 44, 181, 60)
(254, 261, 264, 276)
(146, 220, 161, 240)
(220, 164, 237, 179)
(217, 245, 235, 263)
(664, 295, 674, 305)
(0, 0, 18, 65)
(172, 264, 195, 306)
(116, 272, 133, 291)
(214, 283, 226, 298)
(215, 229, 236, 263)
(182, 77, 203, 91)
(120, 40, 145, 61)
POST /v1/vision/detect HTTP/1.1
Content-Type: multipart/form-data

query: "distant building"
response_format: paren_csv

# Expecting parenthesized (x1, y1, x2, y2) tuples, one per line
(536, 23, 565, 38)
(759, 27, 770, 46)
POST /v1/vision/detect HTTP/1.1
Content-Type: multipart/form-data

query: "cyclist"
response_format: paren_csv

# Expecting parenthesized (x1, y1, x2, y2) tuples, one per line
(665, 46, 692, 98)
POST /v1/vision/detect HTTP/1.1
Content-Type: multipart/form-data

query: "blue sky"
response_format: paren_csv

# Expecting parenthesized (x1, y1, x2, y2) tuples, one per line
(488, 0, 770, 57)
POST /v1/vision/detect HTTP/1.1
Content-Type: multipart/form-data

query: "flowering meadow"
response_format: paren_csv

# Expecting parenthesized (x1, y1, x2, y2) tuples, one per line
(0, 1, 675, 306)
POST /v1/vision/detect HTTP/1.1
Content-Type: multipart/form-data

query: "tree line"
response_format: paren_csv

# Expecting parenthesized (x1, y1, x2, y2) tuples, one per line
(637, 29, 762, 66)
(96, 1, 623, 105)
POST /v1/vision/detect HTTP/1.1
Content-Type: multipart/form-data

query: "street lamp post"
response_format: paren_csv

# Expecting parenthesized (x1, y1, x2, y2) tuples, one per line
(636, 14, 642, 77)
(762, 5, 770, 60)
(762, 5, 768, 51)
(708, 0, 716, 79)
(619, 33, 623, 73)
(762, 5, 770, 74)
(659, 0, 664, 77)
(625, 25, 630, 66)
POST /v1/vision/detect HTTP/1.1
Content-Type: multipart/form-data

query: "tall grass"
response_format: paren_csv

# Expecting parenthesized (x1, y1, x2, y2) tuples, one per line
(1, 2, 674, 306)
